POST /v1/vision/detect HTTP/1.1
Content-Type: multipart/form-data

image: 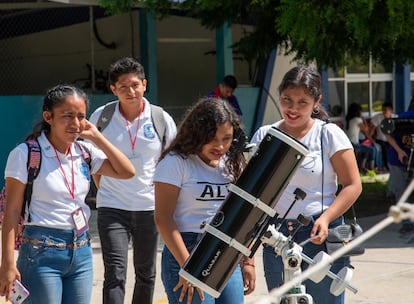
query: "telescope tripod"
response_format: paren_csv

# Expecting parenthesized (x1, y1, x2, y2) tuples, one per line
(261, 223, 357, 304)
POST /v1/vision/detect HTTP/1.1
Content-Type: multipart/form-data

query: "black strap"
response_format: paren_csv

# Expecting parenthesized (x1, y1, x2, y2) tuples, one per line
(23, 139, 42, 222)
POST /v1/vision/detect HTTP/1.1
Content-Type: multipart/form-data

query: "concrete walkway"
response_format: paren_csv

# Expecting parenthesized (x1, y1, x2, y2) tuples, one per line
(90, 212, 414, 304)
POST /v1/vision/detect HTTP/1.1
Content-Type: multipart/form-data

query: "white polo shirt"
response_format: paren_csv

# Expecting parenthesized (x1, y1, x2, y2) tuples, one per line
(5, 132, 106, 229)
(89, 98, 177, 211)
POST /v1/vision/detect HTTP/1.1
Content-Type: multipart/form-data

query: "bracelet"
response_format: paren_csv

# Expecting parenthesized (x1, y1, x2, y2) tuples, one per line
(242, 261, 255, 268)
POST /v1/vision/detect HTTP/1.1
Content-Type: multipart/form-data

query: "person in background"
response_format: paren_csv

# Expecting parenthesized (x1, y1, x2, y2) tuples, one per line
(0, 84, 135, 304)
(154, 98, 255, 304)
(88, 57, 177, 304)
(250, 66, 362, 304)
(385, 99, 414, 234)
(205, 75, 243, 116)
(329, 104, 345, 129)
(369, 102, 397, 173)
(345, 102, 378, 175)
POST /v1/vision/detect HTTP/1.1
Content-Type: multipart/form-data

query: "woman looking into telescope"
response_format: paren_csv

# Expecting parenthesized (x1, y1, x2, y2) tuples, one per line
(154, 98, 256, 304)
(250, 66, 362, 304)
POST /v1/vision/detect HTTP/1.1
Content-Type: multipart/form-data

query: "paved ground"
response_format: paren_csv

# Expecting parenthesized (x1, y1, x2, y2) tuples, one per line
(89, 211, 414, 304)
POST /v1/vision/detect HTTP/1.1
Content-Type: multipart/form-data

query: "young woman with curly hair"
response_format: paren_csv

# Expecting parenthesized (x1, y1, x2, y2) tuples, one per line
(154, 98, 256, 304)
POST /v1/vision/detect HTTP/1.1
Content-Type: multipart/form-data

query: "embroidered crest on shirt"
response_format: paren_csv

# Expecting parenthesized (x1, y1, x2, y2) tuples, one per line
(80, 163, 91, 181)
(143, 124, 156, 139)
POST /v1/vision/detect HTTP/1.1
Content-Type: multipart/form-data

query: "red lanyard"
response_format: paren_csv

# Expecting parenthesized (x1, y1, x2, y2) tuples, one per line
(125, 103, 145, 152)
(53, 145, 75, 200)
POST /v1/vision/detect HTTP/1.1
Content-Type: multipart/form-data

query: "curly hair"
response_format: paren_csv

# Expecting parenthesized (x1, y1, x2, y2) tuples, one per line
(161, 98, 246, 181)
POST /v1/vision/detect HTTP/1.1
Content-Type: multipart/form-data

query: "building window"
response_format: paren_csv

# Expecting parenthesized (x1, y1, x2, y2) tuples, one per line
(327, 57, 393, 118)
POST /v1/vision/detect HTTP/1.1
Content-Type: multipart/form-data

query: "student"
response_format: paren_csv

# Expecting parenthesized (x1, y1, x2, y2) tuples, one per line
(369, 102, 397, 172)
(205, 75, 243, 116)
(345, 102, 378, 175)
(154, 98, 255, 304)
(88, 57, 177, 304)
(0, 84, 135, 304)
(250, 66, 362, 304)
(385, 100, 414, 234)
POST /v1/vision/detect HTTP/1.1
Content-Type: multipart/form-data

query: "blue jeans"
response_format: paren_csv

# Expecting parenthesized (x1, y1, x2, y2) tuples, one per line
(161, 232, 244, 304)
(98, 208, 158, 304)
(17, 225, 93, 304)
(263, 216, 349, 304)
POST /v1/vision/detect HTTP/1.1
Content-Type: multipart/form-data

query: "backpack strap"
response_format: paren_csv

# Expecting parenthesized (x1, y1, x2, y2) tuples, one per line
(150, 104, 167, 150)
(23, 139, 41, 221)
(96, 100, 167, 149)
(96, 101, 117, 132)
(75, 141, 91, 169)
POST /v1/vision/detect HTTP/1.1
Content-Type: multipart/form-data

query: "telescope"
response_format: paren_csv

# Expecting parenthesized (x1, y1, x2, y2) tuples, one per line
(179, 127, 309, 298)
(380, 118, 414, 135)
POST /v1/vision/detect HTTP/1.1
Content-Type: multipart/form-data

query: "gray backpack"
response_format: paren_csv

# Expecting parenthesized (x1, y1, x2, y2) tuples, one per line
(96, 100, 167, 149)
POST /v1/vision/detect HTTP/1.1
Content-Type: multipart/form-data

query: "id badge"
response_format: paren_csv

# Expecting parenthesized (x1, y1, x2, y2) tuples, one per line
(9, 280, 29, 304)
(71, 207, 89, 236)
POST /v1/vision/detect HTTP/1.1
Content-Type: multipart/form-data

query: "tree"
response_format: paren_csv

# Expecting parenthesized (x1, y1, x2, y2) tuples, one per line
(98, 0, 414, 71)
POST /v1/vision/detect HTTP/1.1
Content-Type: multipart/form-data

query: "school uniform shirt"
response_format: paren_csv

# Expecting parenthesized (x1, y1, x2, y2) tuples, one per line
(89, 98, 177, 211)
(4, 132, 106, 229)
(154, 153, 232, 233)
(250, 119, 353, 219)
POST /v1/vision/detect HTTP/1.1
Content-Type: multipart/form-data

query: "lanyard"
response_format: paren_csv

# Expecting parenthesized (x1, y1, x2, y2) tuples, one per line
(53, 145, 75, 200)
(125, 103, 145, 152)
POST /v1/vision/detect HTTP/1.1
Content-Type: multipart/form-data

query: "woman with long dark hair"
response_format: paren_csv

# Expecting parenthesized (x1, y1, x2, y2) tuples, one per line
(154, 98, 256, 303)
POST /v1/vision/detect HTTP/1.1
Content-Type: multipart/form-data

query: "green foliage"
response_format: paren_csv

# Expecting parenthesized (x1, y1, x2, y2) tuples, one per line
(98, 0, 136, 14)
(346, 181, 392, 219)
(276, 0, 414, 68)
(98, 0, 414, 71)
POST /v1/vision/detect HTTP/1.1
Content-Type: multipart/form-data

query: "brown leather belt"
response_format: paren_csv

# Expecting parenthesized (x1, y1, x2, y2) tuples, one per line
(22, 236, 90, 249)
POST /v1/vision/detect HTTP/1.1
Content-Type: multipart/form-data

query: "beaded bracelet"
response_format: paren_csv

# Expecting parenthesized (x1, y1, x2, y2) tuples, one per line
(242, 261, 255, 268)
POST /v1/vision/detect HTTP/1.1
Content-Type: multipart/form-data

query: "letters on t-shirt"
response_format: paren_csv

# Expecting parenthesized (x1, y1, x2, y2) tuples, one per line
(196, 182, 229, 201)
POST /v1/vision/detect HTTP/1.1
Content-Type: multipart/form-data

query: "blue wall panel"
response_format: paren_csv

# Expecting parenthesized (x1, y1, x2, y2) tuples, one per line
(0, 94, 115, 186)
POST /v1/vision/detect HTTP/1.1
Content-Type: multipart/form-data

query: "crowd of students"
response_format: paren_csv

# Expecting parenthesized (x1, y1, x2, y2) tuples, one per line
(0, 59, 411, 304)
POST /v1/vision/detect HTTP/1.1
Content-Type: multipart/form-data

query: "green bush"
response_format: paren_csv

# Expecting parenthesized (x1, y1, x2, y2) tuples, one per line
(345, 181, 392, 219)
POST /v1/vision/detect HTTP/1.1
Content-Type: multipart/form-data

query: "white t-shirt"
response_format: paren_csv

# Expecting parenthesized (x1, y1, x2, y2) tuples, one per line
(89, 98, 177, 211)
(370, 113, 398, 141)
(4, 132, 106, 229)
(154, 153, 232, 233)
(346, 117, 363, 145)
(250, 119, 353, 219)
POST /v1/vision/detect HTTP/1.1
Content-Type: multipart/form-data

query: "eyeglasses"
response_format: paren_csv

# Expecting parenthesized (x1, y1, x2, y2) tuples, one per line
(116, 83, 144, 93)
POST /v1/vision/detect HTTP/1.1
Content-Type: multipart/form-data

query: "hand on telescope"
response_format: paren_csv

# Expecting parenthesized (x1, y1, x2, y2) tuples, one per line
(310, 217, 329, 245)
(174, 276, 204, 303)
(241, 259, 256, 295)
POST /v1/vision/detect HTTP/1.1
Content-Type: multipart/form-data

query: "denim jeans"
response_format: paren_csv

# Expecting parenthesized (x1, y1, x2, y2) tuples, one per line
(388, 164, 410, 200)
(263, 216, 349, 304)
(161, 232, 244, 304)
(17, 225, 93, 304)
(98, 208, 158, 304)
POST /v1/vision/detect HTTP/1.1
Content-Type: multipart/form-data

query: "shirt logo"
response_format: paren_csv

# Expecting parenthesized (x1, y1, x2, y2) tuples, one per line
(80, 163, 90, 181)
(196, 182, 229, 201)
(143, 124, 156, 139)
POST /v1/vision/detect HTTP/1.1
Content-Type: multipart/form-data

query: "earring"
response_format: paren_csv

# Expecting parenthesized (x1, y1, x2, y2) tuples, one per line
(312, 106, 320, 115)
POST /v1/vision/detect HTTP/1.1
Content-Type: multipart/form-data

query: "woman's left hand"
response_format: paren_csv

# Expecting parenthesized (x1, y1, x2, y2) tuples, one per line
(310, 217, 329, 244)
